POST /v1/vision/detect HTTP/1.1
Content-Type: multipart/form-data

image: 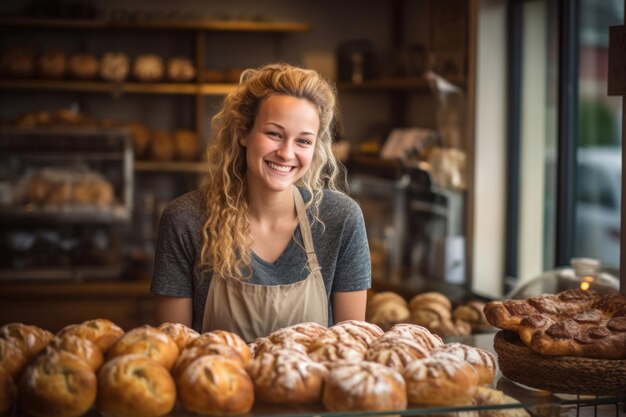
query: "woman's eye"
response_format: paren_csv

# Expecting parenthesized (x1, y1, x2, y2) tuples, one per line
(297, 138, 313, 146)
(266, 131, 280, 138)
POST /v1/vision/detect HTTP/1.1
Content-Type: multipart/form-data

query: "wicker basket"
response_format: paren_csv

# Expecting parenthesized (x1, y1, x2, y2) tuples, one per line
(494, 331, 626, 396)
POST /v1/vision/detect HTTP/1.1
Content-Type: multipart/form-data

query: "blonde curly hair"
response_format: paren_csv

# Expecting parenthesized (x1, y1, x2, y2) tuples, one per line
(199, 63, 345, 280)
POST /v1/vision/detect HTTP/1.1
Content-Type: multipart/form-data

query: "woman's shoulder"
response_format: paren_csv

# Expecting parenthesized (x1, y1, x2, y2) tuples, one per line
(162, 189, 206, 223)
(298, 187, 362, 220)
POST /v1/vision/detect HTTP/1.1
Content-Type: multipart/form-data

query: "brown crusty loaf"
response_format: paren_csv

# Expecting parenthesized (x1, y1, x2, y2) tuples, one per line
(249, 336, 309, 358)
(322, 361, 407, 412)
(453, 300, 493, 332)
(329, 320, 384, 350)
(189, 329, 251, 364)
(0, 366, 16, 415)
(246, 348, 328, 405)
(403, 352, 479, 406)
(473, 386, 530, 417)
(267, 322, 331, 349)
(45, 335, 104, 372)
(171, 343, 244, 380)
(157, 322, 199, 350)
(308, 336, 366, 364)
(0, 338, 28, 378)
(56, 318, 124, 353)
(365, 335, 430, 372)
(0, 323, 53, 360)
(97, 354, 176, 417)
(106, 325, 179, 370)
(385, 323, 444, 351)
(177, 355, 254, 415)
(17, 350, 96, 417)
(409, 291, 453, 312)
(432, 343, 496, 386)
(366, 291, 411, 331)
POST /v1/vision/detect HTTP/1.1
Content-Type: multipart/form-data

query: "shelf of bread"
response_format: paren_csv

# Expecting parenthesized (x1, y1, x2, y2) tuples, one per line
(337, 76, 466, 91)
(134, 161, 210, 173)
(0, 16, 310, 32)
(0, 79, 236, 96)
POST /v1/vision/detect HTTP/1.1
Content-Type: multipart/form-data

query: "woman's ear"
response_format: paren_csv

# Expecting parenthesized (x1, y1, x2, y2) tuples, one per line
(239, 135, 248, 147)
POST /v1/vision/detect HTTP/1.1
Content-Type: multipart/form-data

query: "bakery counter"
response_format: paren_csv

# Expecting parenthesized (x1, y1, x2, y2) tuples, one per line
(0, 279, 155, 332)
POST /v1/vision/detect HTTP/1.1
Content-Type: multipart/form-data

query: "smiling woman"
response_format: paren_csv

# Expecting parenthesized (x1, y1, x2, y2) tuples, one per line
(151, 63, 371, 342)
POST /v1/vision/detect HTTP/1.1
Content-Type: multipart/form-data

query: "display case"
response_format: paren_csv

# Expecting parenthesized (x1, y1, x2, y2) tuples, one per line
(0, 127, 132, 280)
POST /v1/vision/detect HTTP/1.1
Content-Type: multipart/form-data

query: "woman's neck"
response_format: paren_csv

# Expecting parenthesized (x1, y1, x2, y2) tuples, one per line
(247, 187, 296, 226)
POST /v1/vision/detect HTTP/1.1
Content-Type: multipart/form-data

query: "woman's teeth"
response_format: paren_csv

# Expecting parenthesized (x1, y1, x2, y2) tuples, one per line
(267, 162, 292, 173)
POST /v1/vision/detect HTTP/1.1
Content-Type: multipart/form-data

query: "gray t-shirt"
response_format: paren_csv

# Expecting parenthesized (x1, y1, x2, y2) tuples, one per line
(151, 187, 371, 332)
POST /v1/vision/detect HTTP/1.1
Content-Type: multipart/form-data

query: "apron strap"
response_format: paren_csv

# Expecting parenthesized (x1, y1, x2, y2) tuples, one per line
(292, 187, 321, 273)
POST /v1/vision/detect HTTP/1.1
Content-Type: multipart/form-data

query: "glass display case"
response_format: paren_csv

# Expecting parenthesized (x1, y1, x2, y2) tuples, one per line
(0, 127, 132, 280)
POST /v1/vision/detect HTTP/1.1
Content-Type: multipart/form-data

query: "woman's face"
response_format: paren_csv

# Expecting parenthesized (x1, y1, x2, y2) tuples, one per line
(240, 94, 319, 193)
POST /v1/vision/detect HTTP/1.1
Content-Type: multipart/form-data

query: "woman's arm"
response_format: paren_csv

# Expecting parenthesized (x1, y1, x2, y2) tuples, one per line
(332, 290, 367, 323)
(154, 295, 193, 327)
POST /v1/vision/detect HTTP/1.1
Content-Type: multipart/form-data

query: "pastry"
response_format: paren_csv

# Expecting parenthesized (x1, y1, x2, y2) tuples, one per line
(410, 301, 452, 327)
(453, 300, 493, 332)
(409, 291, 452, 312)
(385, 323, 444, 351)
(329, 320, 384, 350)
(171, 343, 244, 380)
(0, 323, 53, 360)
(17, 350, 96, 417)
(0, 338, 27, 378)
(177, 355, 254, 415)
(473, 386, 530, 417)
(107, 325, 179, 370)
(322, 361, 407, 412)
(97, 354, 176, 417)
(188, 329, 251, 364)
(246, 348, 327, 405)
(365, 335, 430, 372)
(157, 322, 199, 350)
(45, 335, 103, 372)
(308, 336, 365, 364)
(430, 318, 472, 338)
(366, 291, 410, 331)
(432, 342, 496, 385)
(56, 318, 124, 353)
(403, 352, 479, 406)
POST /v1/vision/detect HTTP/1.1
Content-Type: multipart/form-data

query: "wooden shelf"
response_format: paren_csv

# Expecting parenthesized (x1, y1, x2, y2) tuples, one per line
(0, 16, 310, 32)
(0, 79, 237, 96)
(134, 161, 210, 173)
(337, 76, 466, 92)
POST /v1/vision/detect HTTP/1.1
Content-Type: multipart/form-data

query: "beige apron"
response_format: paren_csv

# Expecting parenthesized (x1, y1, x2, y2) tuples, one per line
(202, 187, 328, 342)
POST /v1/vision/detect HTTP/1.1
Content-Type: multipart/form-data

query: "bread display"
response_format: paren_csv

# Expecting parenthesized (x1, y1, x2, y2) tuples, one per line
(100, 52, 130, 82)
(97, 354, 176, 417)
(484, 289, 626, 359)
(45, 335, 104, 372)
(0, 323, 53, 360)
(247, 349, 328, 405)
(17, 350, 96, 417)
(37, 49, 67, 79)
(403, 353, 479, 406)
(322, 361, 407, 412)
(106, 325, 179, 370)
(188, 329, 252, 364)
(149, 130, 175, 161)
(0, 46, 36, 78)
(366, 291, 410, 330)
(177, 355, 254, 415)
(57, 318, 124, 353)
(133, 54, 164, 82)
(432, 343, 496, 386)
(166, 57, 195, 82)
(67, 53, 99, 80)
(173, 129, 200, 161)
(156, 322, 199, 350)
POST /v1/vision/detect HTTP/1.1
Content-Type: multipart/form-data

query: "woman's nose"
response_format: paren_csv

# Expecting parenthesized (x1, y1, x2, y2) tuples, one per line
(276, 139, 295, 159)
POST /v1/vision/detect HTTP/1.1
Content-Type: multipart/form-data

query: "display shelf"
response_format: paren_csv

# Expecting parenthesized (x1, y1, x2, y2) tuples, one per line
(0, 205, 131, 224)
(134, 161, 210, 173)
(0, 16, 310, 32)
(0, 79, 237, 96)
(337, 76, 466, 92)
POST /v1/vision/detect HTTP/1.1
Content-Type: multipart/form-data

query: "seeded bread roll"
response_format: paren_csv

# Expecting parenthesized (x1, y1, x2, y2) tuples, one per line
(322, 361, 407, 412)
(246, 349, 328, 405)
(432, 343, 496, 385)
(189, 329, 251, 364)
(403, 353, 479, 406)
(0, 323, 53, 360)
(0, 366, 16, 415)
(97, 354, 176, 417)
(171, 343, 244, 380)
(17, 350, 96, 417)
(365, 336, 430, 372)
(57, 319, 124, 353)
(157, 322, 199, 350)
(46, 335, 103, 372)
(385, 323, 444, 351)
(177, 355, 254, 415)
(107, 325, 179, 370)
(0, 338, 28, 378)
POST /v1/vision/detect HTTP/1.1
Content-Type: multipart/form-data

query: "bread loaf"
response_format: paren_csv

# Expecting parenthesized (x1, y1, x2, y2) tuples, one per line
(385, 323, 444, 351)
(246, 349, 327, 405)
(133, 54, 164, 82)
(249, 336, 308, 357)
(322, 361, 407, 412)
(126, 122, 152, 159)
(453, 301, 492, 332)
(57, 318, 124, 353)
(46, 335, 103, 372)
(366, 291, 410, 331)
(409, 291, 452, 312)
(473, 386, 530, 417)
(177, 355, 254, 415)
(150, 130, 175, 161)
(173, 129, 200, 161)
(157, 322, 199, 350)
(432, 343, 496, 385)
(67, 53, 99, 80)
(403, 353, 479, 406)
(189, 329, 251, 364)
(106, 325, 179, 370)
(171, 343, 244, 380)
(365, 335, 430, 372)
(100, 52, 130, 82)
(17, 350, 96, 417)
(0, 338, 27, 378)
(0, 323, 53, 360)
(0, 366, 16, 415)
(329, 320, 384, 350)
(166, 57, 195, 82)
(97, 354, 176, 417)
(38, 49, 66, 79)
(308, 336, 365, 364)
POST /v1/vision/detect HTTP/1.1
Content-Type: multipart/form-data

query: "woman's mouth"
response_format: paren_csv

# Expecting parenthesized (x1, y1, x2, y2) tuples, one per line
(266, 161, 294, 173)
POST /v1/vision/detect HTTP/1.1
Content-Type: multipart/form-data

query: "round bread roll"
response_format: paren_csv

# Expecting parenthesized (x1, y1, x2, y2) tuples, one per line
(46, 335, 103, 372)
(267, 322, 331, 349)
(126, 122, 152, 159)
(432, 343, 496, 386)
(430, 318, 472, 338)
(57, 318, 124, 353)
(403, 353, 479, 406)
(97, 354, 175, 417)
(249, 336, 308, 358)
(409, 291, 453, 312)
(177, 355, 254, 415)
(0, 46, 36, 78)
(107, 325, 179, 370)
(0, 323, 53, 360)
(166, 57, 195, 82)
(0, 366, 16, 415)
(189, 329, 251, 364)
(0, 338, 27, 378)
(100, 52, 130, 82)
(410, 302, 453, 327)
(173, 129, 200, 161)
(150, 130, 175, 161)
(67, 53, 99, 80)
(473, 386, 531, 417)
(171, 343, 244, 380)
(247, 349, 327, 405)
(308, 336, 365, 364)
(365, 336, 430, 372)
(453, 300, 492, 332)
(385, 323, 444, 351)
(322, 361, 407, 412)
(366, 291, 411, 331)
(157, 322, 199, 350)
(133, 54, 164, 82)
(38, 48, 67, 79)
(329, 320, 384, 350)
(17, 350, 96, 417)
